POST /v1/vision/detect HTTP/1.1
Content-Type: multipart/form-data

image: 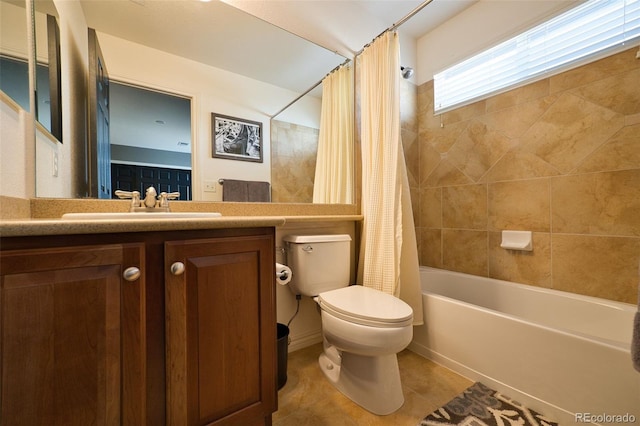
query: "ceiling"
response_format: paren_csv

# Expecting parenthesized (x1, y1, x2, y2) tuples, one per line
(79, 0, 478, 96)
(77, 0, 478, 155)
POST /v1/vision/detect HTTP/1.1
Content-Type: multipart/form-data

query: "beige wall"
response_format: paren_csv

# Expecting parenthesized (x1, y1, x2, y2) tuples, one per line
(412, 47, 640, 305)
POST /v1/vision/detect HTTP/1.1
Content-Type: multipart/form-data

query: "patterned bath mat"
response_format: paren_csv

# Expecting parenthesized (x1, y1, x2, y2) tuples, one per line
(418, 382, 559, 426)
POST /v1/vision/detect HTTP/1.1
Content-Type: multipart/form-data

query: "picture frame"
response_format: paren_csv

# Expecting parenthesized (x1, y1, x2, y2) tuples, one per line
(212, 113, 263, 163)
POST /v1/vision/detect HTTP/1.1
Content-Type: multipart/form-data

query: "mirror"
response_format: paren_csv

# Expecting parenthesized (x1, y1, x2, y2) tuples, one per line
(0, 0, 30, 111)
(270, 88, 324, 203)
(33, 0, 62, 141)
(34, 0, 350, 202)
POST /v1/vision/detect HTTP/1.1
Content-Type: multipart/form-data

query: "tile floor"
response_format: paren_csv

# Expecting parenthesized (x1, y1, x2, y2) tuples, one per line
(273, 343, 473, 426)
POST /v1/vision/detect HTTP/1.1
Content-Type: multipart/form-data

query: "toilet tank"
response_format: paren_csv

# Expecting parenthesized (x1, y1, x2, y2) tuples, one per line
(283, 234, 351, 296)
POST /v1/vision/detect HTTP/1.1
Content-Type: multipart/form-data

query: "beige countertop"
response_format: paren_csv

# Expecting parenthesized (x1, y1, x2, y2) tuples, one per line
(0, 215, 363, 237)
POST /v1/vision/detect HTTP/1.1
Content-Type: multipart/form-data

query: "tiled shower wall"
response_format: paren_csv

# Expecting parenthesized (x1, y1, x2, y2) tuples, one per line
(270, 120, 319, 203)
(408, 47, 640, 305)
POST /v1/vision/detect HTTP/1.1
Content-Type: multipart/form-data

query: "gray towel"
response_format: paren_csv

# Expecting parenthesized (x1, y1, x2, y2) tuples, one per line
(222, 179, 271, 202)
(247, 181, 271, 202)
(222, 179, 248, 202)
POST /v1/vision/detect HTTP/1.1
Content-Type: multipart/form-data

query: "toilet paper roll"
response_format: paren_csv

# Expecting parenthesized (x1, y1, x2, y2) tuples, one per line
(275, 263, 292, 286)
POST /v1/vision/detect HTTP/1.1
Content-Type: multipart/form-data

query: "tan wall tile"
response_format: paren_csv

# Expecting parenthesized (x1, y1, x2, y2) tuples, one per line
(627, 112, 640, 126)
(488, 179, 550, 232)
(442, 184, 487, 230)
(420, 228, 442, 268)
(419, 187, 442, 229)
(552, 234, 640, 304)
(481, 95, 557, 139)
(522, 93, 625, 173)
(549, 48, 639, 94)
(575, 123, 640, 173)
(419, 141, 441, 186)
(442, 100, 486, 124)
(551, 170, 640, 237)
(571, 68, 640, 116)
(448, 120, 512, 182)
(486, 79, 550, 113)
(481, 150, 560, 183)
(412, 47, 640, 304)
(442, 229, 488, 276)
(271, 120, 318, 203)
(424, 159, 473, 188)
(402, 129, 420, 187)
(488, 231, 552, 288)
(420, 119, 467, 154)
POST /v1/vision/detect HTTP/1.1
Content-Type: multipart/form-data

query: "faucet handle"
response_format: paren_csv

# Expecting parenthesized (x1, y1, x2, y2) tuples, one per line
(158, 191, 181, 208)
(115, 189, 139, 199)
(115, 190, 141, 210)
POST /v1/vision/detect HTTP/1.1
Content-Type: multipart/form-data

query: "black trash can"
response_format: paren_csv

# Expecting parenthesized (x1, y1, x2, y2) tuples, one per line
(276, 323, 289, 390)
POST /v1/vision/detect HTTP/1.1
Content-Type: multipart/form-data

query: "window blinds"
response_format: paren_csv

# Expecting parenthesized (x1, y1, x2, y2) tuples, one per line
(434, 0, 640, 113)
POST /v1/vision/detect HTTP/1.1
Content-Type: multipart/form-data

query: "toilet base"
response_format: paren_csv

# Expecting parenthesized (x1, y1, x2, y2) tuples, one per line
(318, 348, 405, 415)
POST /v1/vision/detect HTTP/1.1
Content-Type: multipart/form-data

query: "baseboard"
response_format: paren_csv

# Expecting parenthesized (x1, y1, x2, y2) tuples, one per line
(407, 341, 577, 425)
(288, 330, 323, 353)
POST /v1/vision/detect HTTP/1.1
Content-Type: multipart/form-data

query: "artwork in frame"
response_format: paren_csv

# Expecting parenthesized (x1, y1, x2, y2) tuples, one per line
(212, 113, 263, 163)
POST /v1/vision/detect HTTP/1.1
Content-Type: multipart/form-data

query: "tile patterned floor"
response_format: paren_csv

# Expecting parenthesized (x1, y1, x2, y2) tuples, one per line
(273, 343, 473, 426)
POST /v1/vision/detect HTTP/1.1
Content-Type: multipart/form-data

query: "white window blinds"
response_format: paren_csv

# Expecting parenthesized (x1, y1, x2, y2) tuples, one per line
(434, 0, 640, 113)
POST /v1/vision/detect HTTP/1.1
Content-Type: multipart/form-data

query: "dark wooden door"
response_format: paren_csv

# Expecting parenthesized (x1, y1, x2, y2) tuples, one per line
(88, 28, 111, 199)
(165, 233, 276, 426)
(0, 243, 146, 425)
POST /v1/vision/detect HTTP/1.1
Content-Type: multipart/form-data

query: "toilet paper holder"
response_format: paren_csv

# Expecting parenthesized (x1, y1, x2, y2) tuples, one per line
(275, 263, 292, 286)
(276, 269, 289, 280)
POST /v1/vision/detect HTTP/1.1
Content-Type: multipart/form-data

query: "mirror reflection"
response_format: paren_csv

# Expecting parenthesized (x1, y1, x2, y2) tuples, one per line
(34, 0, 349, 202)
(0, 0, 30, 111)
(270, 89, 323, 203)
(110, 81, 192, 200)
(33, 0, 62, 140)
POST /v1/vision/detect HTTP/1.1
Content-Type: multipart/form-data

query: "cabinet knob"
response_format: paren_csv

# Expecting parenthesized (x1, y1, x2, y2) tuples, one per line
(123, 266, 141, 281)
(170, 262, 185, 276)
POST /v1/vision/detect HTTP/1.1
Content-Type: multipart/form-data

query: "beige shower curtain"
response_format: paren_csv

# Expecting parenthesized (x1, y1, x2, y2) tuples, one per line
(356, 31, 423, 326)
(313, 64, 354, 204)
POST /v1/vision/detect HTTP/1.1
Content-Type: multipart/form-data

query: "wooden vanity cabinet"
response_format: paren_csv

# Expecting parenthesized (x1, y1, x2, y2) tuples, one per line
(0, 242, 146, 425)
(0, 227, 277, 426)
(165, 233, 277, 426)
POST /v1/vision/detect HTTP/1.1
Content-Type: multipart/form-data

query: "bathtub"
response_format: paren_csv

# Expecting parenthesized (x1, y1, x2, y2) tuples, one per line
(408, 267, 639, 425)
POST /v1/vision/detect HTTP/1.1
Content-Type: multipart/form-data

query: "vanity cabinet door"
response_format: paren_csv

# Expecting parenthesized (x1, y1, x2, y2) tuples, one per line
(165, 233, 276, 426)
(0, 243, 146, 426)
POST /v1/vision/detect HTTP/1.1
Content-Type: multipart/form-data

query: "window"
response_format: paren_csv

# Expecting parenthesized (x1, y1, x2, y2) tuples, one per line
(434, 0, 640, 113)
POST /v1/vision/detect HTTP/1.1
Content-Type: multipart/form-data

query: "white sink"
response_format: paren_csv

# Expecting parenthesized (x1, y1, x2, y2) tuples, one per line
(62, 212, 222, 220)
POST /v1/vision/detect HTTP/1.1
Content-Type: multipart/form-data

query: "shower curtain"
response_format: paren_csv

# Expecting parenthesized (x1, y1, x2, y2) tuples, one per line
(313, 64, 354, 204)
(357, 31, 423, 326)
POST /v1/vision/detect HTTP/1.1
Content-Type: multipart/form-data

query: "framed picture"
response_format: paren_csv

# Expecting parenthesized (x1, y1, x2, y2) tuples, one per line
(212, 113, 263, 162)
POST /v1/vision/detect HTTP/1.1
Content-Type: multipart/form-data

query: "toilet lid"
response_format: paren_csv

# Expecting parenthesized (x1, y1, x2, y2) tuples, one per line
(318, 285, 413, 327)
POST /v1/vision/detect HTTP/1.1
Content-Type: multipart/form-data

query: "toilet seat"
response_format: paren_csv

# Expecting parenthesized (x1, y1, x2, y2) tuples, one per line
(318, 285, 413, 327)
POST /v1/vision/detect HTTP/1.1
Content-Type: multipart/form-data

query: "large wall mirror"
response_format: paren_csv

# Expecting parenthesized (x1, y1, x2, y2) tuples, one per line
(33, 0, 353, 203)
(33, 0, 61, 141)
(0, 0, 30, 111)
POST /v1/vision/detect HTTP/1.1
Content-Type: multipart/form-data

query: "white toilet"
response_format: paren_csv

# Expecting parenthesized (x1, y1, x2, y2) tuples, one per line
(283, 234, 413, 415)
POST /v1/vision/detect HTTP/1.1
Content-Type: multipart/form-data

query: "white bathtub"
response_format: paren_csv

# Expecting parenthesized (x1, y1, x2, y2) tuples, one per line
(408, 267, 640, 425)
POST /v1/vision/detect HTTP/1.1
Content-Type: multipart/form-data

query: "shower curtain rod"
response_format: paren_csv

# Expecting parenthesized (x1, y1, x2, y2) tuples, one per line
(356, 0, 435, 56)
(270, 58, 352, 118)
(271, 0, 434, 118)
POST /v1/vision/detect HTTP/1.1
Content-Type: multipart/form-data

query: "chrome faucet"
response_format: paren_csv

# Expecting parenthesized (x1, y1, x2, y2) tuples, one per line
(115, 186, 180, 212)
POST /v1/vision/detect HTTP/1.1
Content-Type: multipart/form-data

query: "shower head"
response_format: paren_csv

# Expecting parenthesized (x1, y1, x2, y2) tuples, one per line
(401, 66, 414, 79)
